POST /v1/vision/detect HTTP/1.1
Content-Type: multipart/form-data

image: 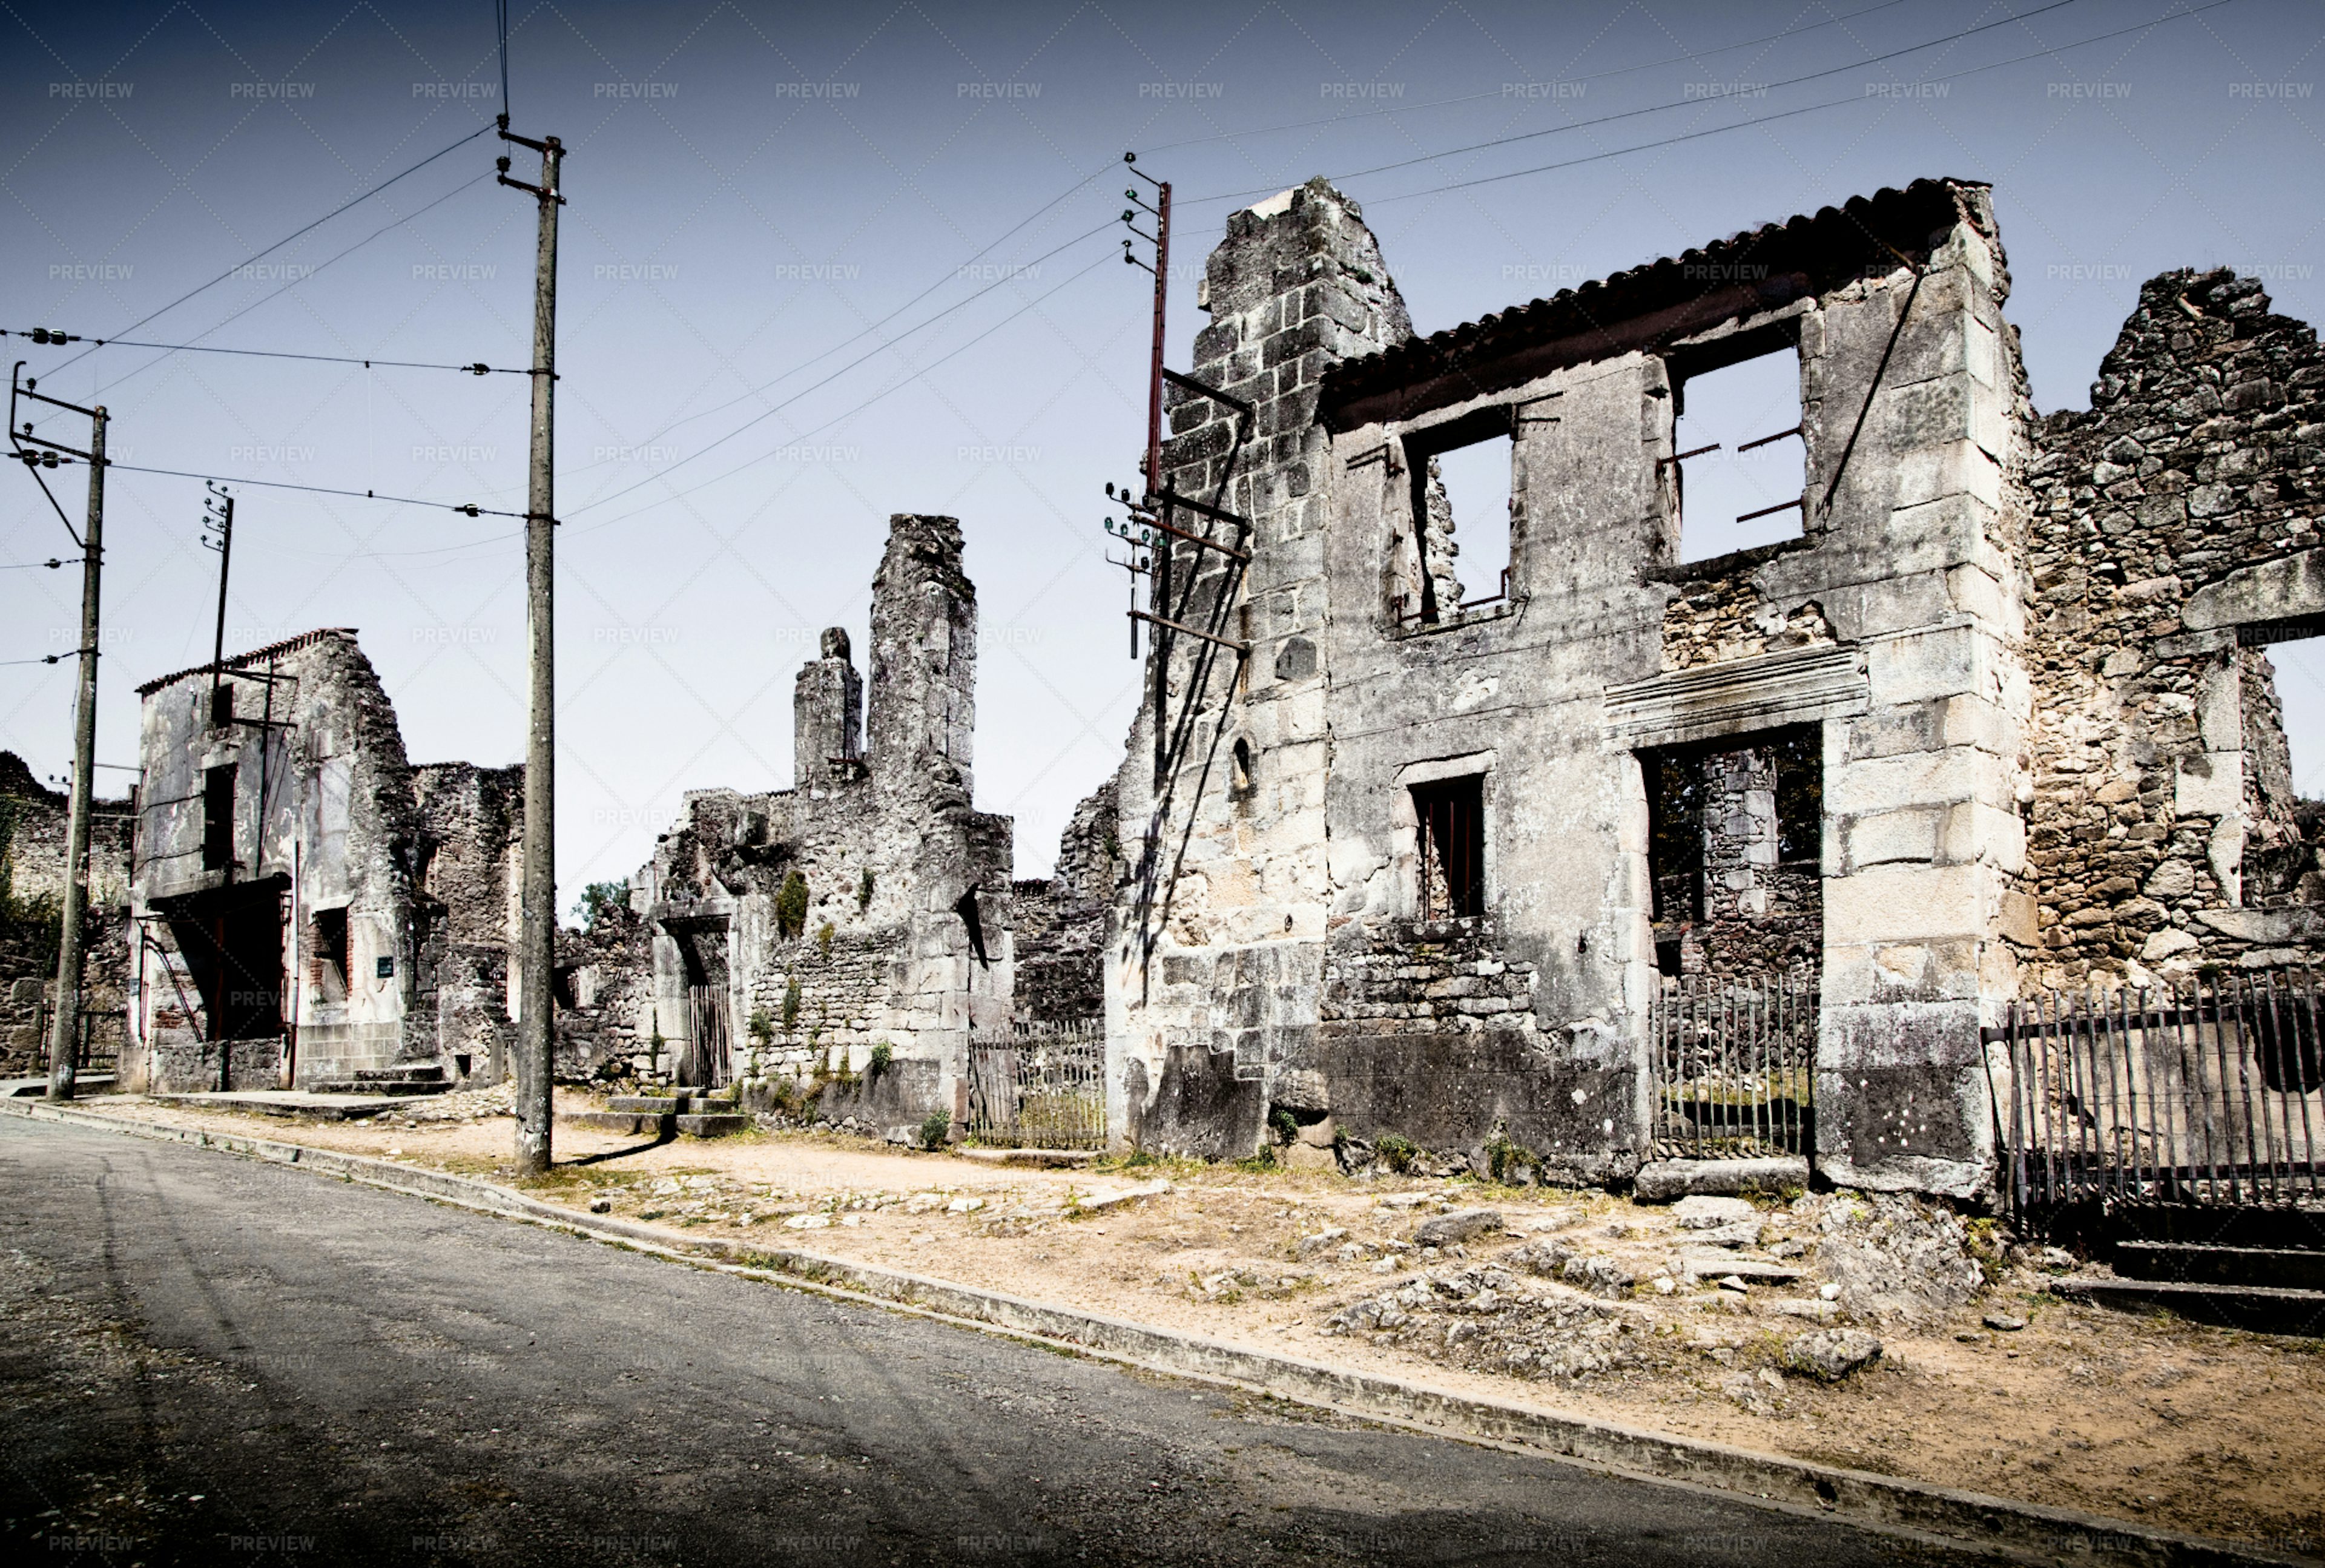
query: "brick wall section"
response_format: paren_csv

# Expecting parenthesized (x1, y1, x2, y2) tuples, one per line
(2022, 269, 2325, 986)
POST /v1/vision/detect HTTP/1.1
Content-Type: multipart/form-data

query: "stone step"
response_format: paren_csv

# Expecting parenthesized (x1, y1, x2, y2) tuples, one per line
(563, 1110, 672, 1136)
(355, 1064, 447, 1085)
(2050, 1276, 2325, 1337)
(608, 1092, 734, 1114)
(2106, 1205, 2325, 1251)
(304, 1078, 450, 1096)
(2113, 1240, 2325, 1292)
(676, 1112, 749, 1138)
(1678, 1253, 1803, 1284)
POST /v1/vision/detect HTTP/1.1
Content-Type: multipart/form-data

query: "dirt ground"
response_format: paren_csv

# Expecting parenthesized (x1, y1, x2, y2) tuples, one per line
(81, 1088, 2325, 1555)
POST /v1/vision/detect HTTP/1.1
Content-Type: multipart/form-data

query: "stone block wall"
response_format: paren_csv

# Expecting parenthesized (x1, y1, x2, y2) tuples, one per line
(1109, 179, 1415, 1158)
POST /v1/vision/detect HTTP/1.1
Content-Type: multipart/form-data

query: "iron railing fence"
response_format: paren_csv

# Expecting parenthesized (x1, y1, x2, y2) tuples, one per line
(966, 1020, 1106, 1150)
(1996, 969, 2324, 1214)
(33, 1000, 125, 1076)
(1647, 969, 1816, 1161)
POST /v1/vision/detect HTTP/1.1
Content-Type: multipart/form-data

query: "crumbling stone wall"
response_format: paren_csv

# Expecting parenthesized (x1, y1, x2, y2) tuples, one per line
(2021, 269, 2325, 986)
(411, 762, 521, 1080)
(0, 751, 132, 1078)
(1011, 776, 1118, 1025)
(642, 515, 1015, 1121)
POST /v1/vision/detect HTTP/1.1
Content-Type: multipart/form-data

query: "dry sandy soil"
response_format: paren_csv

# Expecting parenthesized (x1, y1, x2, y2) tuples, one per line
(80, 1088, 2325, 1555)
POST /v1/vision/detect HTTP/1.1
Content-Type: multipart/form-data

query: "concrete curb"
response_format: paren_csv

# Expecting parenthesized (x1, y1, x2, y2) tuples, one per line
(4, 1096, 2310, 1568)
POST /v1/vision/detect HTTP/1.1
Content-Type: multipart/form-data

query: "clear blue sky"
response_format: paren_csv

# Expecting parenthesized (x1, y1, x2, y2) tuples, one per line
(2, 0, 2318, 899)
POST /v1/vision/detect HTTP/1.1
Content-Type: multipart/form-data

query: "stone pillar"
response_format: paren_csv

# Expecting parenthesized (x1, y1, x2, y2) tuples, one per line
(1798, 196, 2036, 1198)
(868, 514, 975, 795)
(793, 626, 862, 786)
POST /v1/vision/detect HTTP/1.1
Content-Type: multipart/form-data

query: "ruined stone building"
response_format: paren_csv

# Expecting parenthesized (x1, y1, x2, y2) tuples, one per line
(0, 749, 133, 1078)
(635, 515, 1018, 1127)
(1102, 175, 2325, 1199)
(124, 629, 539, 1092)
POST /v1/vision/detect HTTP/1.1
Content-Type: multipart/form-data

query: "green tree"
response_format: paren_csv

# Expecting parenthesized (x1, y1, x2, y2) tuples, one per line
(573, 878, 630, 931)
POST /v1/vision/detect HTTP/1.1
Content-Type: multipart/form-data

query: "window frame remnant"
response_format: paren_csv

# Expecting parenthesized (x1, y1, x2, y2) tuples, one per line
(1664, 320, 1809, 564)
(1411, 773, 1486, 919)
(1395, 405, 1519, 627)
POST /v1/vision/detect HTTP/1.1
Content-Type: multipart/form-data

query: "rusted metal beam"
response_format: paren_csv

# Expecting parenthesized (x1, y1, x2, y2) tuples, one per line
(1129, 610, 1247, 654)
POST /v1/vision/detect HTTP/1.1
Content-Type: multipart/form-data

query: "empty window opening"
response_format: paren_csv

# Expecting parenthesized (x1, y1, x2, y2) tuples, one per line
(2238, 637, 2325, 904)
(1673, 348, 1805, 564)
(167, 884, 285, 1042)
(311, 906, 349, 1003)
(1230, 737, 1255, 797)
(1643, 726, 1822, 978)
(202, 763, 236, 872)
(1412, 775, 1485, 919)
(1398, 412, 1514, 625)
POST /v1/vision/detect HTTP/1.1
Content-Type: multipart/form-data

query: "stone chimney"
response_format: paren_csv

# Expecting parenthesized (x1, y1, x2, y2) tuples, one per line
(793, 627, 862, 785)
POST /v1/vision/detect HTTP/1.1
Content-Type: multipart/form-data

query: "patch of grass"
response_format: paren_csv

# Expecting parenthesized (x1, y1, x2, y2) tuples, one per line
(1375, 1133, 1416, 1174)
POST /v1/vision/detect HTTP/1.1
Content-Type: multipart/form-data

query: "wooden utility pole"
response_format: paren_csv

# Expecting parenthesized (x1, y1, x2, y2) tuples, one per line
(202, 483, 234, 724)
(46, 403, 105, 1101)
(498, 117, 562, 1174)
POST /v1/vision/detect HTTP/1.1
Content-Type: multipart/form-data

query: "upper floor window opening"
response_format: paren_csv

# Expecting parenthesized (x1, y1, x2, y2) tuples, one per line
(1672, 338, 1806, 564)
(1396, 407, 1515, 627)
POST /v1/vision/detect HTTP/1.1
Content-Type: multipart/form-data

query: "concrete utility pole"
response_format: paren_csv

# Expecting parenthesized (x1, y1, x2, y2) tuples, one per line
(499, 117, 562, 1174)
(46, 404, 105, 1102)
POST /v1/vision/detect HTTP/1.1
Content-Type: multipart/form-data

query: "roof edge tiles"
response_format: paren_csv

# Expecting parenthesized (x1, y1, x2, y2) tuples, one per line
(1318, 177, 1991, 431)
(134, 627, 359, 696)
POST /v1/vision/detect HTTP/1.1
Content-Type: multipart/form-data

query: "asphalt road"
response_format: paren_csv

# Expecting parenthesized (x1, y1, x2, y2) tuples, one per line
(0, 1116, 1990, 1567)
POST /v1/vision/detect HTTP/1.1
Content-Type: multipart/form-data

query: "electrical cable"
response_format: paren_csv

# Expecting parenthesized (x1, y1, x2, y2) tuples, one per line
(565, 219, 1120, 513)
(89, 173, 499, 397)
(0, 559, 78, 570)
(1347, 0, 2240, 207)
(4, 328, 520, 377)
(48, 125, 500, 378)
(1139, 0, 1917, 153)
(572, 248, 1117, 533)
(559, 163, 1118, 481)
(99, 461, 529, 519)
(1185, 0, 2098, 208)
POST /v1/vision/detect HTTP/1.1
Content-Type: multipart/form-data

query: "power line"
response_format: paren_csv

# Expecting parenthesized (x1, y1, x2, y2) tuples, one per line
(0, 558, 79, 570)
(5, 328, 523, 377)
(91, 173, 498, 398)
(574, 248, 1118, 533)
(558, 163, 1117, 483)
(565, 218, 1121, 514)
(1353, 0, 2241, 208)
(1140, 0, 1916, 154)
(1188, 0, 2096, 207)
(50, 124, 499, 378)
(100, 461, 530, 519)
